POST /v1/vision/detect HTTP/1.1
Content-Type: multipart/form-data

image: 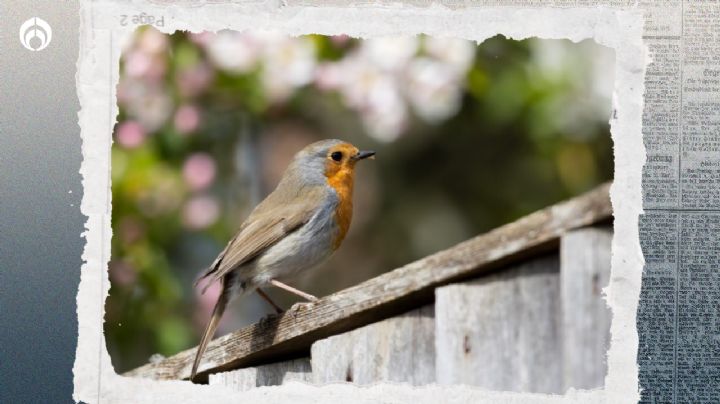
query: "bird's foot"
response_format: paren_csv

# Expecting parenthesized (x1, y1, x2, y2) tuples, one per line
(258, 312, 282, 326)
(288, 301, 316, 319)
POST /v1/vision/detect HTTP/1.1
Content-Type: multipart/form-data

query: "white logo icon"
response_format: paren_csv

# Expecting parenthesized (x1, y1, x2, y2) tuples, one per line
(19, 17, 52, 51)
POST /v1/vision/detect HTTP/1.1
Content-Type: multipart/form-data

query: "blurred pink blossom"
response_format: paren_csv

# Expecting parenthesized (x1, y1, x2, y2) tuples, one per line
(124, 51, 152, 78)
(314, 63, 344, 91)
(115, 121, 146, 149)
(124, 50, 167, 81)
(205, 30, 261, 73)
(196, 279, 221, 309)
(336, 53, 387, 108)
(424, 36, 476, 74)
(109, 260, 137, 286)
(177, 63, 214, 98)
(362, 36, 419, 72)
(326, 52, 409, 140)
(174, 104, 201, 135)
(364, 108, 408, 142)
(193, 279, 222, 328)
(330, 34, 350, 46)
(118, 216, 145, 245)
(182, 195, 220, 230)
(182, 153, 216, 191)
(138, 28, 169, 54)
(188, 32, 212, 46)
(126, 92, 173, 132)
(116, 79, 148, 107)
(363, 87, 408, 142)
(261, 34, 316, 103)
(405, 57, 464, 122)
(116, 80, 132, 106)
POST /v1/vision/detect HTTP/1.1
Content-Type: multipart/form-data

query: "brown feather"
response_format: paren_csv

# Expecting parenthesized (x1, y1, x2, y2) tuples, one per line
(195, 185, 328, 291)
(190, 276, 231, 381)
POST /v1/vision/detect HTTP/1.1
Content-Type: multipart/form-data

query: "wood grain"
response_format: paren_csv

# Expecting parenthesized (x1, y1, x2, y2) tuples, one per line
(311, 305, 435, 385)
(124, 182, 611, 382)
(560, 226, 612, 390)
(434, 254, 562, 393)
(208, 358, 312, 391)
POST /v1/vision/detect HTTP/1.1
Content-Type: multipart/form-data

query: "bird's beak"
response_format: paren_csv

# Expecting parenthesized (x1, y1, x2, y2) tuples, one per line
(354, 150, 376, 161)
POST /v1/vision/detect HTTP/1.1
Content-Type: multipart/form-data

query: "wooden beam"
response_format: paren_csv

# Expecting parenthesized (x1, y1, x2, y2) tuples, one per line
(311, 305, 435, 386)
(560, 226, 613, 390)
(208, 358, 312, 391)
(124, 182, 612, 382)
(435, 254, 562, 393)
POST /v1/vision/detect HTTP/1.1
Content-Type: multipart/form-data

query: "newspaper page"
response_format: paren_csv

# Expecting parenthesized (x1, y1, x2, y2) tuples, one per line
(634, 2, 719, 403)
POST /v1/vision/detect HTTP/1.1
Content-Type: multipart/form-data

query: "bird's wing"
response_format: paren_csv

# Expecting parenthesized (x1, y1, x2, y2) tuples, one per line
(195, 186, 327, 291)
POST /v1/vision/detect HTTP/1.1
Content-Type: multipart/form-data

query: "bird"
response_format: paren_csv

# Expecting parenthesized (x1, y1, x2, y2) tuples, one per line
(189, 139, 375, 381)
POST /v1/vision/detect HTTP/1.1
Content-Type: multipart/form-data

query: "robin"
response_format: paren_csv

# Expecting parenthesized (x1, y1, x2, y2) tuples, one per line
(190, 139, 375, 380)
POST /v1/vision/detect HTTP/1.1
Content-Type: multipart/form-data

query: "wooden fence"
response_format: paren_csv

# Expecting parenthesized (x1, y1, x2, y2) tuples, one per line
(126, 182, 612, 394)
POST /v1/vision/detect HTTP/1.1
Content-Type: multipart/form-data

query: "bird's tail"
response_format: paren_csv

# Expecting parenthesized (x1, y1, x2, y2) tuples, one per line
(190, 279, 230, 382)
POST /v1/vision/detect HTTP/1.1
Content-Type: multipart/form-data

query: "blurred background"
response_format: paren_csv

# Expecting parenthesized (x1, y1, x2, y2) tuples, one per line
(108, 27, 614, 373)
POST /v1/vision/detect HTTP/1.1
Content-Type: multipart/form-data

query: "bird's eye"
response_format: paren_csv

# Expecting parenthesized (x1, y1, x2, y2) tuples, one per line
(331, 151, 343, 162)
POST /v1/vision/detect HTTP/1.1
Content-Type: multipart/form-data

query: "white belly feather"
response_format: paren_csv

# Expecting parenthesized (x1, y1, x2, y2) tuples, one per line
(240, 195, 339, 289)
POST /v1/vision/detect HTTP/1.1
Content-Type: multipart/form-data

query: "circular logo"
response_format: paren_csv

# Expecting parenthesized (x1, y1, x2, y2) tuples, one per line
(19, 17, 53, 51)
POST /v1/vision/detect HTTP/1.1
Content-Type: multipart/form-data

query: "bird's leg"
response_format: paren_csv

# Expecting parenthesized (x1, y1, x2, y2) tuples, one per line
(269, 279, 319, 302)
(256, 288, 284, 314)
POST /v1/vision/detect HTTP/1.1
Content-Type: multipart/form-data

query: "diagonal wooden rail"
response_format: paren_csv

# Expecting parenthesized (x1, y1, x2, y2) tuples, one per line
(125, 182, 612, 382)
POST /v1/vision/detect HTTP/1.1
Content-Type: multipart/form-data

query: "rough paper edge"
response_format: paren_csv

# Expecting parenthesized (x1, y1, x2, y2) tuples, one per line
(74, 2, 647, 403)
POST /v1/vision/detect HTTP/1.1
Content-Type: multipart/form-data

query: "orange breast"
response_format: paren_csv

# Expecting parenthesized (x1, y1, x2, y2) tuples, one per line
(326, 165, 354, 250)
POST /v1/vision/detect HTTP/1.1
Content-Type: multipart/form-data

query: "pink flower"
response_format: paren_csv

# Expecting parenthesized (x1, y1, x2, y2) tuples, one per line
(115, 121, 146, 149)
(331, 34, 350, 46)
(139, 28, 169, 54)
(362, 36, 418, 72)
(177, 63, 214, 98)
(193, 279, 222, 329)
(126, 92, 173, 132)
(405, 57, 464, 123)
(123, 50, 166, 81)
(174, 104, 201, 135)
(109, 260, 137, 286)
(182, 195, 220, 230)
(189, 32, 212, 46)
(118, 216, 145, 245)
(124, 50, 152, 78)
(182, 153, 216, 191)
(314, 63, 344, 91)
(205, 30, 261, 73)
(196, 280, 221, 310)
(424, 36, 476, 74)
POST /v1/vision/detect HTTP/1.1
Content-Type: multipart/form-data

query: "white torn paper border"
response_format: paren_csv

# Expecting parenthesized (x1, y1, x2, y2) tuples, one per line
(74, 2, 647, 403)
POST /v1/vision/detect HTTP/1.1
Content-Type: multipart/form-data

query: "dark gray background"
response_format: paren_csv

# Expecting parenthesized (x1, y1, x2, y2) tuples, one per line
(1, 1, 82, 402)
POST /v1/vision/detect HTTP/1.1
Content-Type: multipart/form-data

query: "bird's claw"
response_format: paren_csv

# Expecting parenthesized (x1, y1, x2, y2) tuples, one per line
(288, 301, 317, 319)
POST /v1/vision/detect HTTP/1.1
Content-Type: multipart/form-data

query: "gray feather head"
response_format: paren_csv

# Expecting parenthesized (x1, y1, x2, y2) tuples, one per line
(282, 139, 347, 186)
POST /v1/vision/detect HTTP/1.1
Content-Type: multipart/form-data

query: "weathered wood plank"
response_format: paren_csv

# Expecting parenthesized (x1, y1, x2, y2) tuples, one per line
(311, 305, 435, 386)
(125, 183, 611, 381)
(435, 254, 562, 393)
(560, 226, 612, 391)
(208, 358, 312, 391)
